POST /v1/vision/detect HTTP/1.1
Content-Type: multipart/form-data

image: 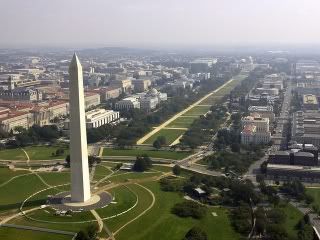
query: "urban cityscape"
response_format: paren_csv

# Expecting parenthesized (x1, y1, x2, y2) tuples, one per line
(1, 1, 320, 240)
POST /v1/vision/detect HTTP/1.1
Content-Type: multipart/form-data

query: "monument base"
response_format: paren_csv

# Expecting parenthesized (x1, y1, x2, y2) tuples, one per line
(48, 191, 112, 211)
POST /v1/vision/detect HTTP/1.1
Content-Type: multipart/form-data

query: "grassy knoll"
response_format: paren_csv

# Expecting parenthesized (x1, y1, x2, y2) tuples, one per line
(24, 145, 69, 160)
(0, 227, 72, 240)
(166, 116, 197, 128)
(114, 181, 241, 240)
(103, 148, 190, 160)
(0, 167, 29, 185)
(282, 204, 303, 239)
(0, 148, 26, 160)
(143, 129, 186, 145)
(96, 185, 137, 218)
(0, 174, 46, 212)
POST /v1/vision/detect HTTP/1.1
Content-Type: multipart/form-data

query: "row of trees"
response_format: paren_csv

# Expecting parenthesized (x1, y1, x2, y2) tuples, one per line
(180, 105, 228, 149)
(11, 125, 61, 147)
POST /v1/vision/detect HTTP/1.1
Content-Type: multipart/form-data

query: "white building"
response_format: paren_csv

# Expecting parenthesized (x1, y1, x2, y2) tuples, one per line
(140, 97, 158, 112)
(85, 108, 119, 128)
(115, 97, 140, 111)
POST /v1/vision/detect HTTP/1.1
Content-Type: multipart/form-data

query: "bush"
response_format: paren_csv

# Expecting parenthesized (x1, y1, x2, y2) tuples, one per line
(173, 165, 182, 175)
(172, 201, 206, 219)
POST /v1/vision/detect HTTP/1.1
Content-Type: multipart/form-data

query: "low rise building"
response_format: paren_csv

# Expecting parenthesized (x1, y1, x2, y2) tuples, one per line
(84, 92, 100, 109)
(266, 164, 320, 183)
(0, 111, 33, 132)
(85, 109, 119, 128)
(303, 94, 319, 110)
(110, 79, 132, 93)
(132, 79, 151, 92)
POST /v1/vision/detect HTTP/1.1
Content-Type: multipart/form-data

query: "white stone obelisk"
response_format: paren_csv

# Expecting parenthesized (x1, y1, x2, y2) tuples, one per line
(69, 53, 91, 202)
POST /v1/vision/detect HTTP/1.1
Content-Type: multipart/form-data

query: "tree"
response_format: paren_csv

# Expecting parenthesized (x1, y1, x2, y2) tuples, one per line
(231, 143, 240, 152)
(133, 155, 152, 172)
(153, 139, 161, 150)
(173, 165, 181, 175)
(157, 136, 167, 145)
(65, 155, 70, 167)
(184, 226, 208, 240)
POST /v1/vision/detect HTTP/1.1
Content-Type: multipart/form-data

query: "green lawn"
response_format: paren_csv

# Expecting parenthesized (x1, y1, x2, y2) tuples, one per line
(306, 188, 320, 207)
(282, 204, 303, 239)
(93, 165, 113, 181)
(0, 167, 29, 185)
(183, 106, 211, 116)
(38, 172, 71, 186)
(167, 116, 197, 128)
(0, 145, 69, 161)
(0, 148, 26, 160)
(108, 172, 161, 183)
(0, 174, 46, 212)
(24, 145, 69, 160)
(96, 185, 137, 218)
(11, 209, 96, 233)
(143, 129, 186, 145)
(104, 183, 154, 233)
(114, 182, 241, 240)
(0, 227, 73, 240)
(103, 148, 190, 160)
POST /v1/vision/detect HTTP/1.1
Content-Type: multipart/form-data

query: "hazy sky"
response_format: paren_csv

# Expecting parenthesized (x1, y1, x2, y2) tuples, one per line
(1, 0, 320, 48)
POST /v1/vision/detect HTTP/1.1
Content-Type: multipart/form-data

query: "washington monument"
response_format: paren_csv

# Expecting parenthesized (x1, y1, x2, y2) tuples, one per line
(69, 53, 91, 202)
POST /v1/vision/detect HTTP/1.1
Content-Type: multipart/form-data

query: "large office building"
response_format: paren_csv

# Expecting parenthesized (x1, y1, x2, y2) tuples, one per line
(241, 114, 271, 145)
(292, 111, 320, 147)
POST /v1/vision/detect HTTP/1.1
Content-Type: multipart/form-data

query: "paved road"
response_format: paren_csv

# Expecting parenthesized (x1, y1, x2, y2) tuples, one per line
(137, 78, 235, 145)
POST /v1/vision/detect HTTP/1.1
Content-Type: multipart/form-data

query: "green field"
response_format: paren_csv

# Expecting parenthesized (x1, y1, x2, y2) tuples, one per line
(113, 182, 241, 240)
(0, 227, 73, 240)
(143, 129, 186, 145)
(0, 148, 26, 160)
(103, 148, 190, 160)
(166, 116, 198, 128)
